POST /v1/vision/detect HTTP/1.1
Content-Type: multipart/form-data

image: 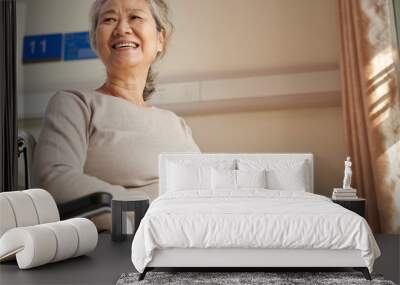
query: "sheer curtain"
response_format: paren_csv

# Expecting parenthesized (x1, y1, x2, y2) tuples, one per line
(337, 0, 400, 233)
(0, 0, 18, 192)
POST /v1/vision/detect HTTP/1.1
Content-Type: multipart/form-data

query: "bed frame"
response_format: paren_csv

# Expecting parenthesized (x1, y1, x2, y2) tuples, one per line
(139, 153, 371, 280)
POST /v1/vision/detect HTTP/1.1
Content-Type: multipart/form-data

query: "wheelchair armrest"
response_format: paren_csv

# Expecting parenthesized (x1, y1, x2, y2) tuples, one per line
(57, 192, 112, 220)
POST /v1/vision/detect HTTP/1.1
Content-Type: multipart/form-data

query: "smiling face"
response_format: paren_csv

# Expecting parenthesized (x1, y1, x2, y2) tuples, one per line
(95, 0, 165, 72)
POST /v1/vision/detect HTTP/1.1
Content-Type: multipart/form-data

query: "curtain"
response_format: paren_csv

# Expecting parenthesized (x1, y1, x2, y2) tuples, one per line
(0, 0, 18, 192)
(337, 0, 400, 233)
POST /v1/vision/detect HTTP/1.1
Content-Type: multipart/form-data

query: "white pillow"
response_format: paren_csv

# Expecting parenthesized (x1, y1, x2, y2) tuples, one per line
(167, 163, 211, 191)
(166, 159, 236, 192)
(267, 165, 306, 191)
(238, 159, 308, 191)
(211, 169, 267, 190)
(237, 169, 267, 188)
(211, 168, 236, 190)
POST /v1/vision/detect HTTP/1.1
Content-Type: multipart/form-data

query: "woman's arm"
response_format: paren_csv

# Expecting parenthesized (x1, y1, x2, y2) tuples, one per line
(32, 91, 127, 204)
(178, 117, 202, 153)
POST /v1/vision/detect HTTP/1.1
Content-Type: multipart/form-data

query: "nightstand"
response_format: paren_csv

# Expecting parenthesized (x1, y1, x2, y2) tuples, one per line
(111, 195, 150, 242)
(332, 198, 366, 218)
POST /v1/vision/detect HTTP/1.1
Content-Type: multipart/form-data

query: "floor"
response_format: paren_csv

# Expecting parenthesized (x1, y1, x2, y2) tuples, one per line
(0, 234, 398, 285)
(0, 234, 134, 285)
(373, 234, 400, 284)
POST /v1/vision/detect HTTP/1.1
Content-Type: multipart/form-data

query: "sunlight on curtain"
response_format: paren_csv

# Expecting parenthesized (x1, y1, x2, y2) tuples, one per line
(368, 49, 395, 126)
(337, 0, 400, 233)
(363, 1, 400, 233)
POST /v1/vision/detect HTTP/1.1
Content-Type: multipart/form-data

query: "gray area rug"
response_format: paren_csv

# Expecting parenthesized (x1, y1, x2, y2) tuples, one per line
(116, 271, 396, 285)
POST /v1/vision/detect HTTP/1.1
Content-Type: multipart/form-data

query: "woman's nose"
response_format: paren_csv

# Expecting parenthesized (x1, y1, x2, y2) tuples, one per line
(113, 19, 132, 36)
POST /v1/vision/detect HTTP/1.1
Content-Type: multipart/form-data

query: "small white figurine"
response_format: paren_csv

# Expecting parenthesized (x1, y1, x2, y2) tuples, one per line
(342, 156, 352, 189)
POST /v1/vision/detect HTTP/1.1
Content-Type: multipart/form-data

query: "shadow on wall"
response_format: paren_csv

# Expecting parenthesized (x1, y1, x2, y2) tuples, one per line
(184, 106, 347, 198)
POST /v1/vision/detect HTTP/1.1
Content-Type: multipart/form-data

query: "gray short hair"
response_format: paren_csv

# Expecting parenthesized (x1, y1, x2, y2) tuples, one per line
(89, 0, 174, 100)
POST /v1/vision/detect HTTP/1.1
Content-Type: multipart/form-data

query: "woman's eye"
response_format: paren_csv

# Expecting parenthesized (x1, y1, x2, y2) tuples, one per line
(103, 17, 116, 23)
(131, 15, 141, 20)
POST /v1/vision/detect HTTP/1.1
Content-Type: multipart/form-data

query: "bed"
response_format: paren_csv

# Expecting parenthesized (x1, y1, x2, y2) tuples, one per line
(131, 153, 380, 280)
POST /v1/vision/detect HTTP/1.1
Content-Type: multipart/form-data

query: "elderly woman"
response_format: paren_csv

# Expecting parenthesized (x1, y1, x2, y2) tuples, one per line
(33, 0, 201, 228)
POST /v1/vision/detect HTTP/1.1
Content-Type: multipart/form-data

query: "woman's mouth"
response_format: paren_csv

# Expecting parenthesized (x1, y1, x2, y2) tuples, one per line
(112, 41, 140, 49)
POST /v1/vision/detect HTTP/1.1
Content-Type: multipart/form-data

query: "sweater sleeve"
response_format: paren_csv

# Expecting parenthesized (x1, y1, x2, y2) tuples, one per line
(178, 117, 202, 153)
(32, 91, 127, 204)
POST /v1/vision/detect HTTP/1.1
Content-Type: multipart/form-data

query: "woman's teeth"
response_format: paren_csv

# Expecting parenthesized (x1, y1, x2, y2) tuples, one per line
(113, 42, 139, 49)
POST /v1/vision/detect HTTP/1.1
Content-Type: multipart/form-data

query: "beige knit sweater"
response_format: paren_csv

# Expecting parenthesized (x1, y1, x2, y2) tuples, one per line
(33, 89, 201, 204)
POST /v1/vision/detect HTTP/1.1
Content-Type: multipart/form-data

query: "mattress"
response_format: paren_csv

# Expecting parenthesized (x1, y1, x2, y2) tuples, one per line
(131, 190, 380, 273)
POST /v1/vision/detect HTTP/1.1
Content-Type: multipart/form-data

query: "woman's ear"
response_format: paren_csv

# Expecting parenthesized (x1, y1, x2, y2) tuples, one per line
(157, 30, 166, 53)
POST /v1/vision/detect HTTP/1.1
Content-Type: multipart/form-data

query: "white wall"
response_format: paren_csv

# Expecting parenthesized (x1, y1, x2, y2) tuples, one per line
(17, 0, 346, 197)
(185, 107, 347, 198)
(19, 0, 104, 93)
(160, 0, 339, 81)
(18, 0, 339, 92)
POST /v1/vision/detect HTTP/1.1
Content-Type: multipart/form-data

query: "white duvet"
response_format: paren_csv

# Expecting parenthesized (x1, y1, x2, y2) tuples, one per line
(131, 190, 380, 273)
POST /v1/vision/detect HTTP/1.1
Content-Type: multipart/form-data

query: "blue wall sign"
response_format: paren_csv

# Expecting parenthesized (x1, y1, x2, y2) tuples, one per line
(64, 32, 97, 61)
(23, 33, 63, 63)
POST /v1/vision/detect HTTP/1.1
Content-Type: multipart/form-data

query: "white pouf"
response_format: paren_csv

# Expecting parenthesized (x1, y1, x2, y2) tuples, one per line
(0, 218, 98, 269)
(0, 189, 98, 269)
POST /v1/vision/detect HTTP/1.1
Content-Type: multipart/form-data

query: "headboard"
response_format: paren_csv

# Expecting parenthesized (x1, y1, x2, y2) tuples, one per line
(158, 153, 314, 195)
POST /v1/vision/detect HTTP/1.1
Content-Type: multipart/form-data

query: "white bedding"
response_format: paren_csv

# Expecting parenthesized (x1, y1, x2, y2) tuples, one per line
(131, 190, 380, 273)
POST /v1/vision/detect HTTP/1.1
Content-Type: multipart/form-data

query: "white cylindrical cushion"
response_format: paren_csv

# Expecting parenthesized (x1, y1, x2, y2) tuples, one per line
(24, 189, 59, 223)
(42, 221, 79, 262)
(65, 218, 98, 257)
(0, 218, 98, 269)
(0, 226, 57, 269)
(0, 196, 17, 237)
(1, 192, 39, 227)
(0, 189, 59, 238)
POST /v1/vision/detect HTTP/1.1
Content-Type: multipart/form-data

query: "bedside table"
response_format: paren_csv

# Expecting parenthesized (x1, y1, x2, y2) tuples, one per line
(111, 195, 150, 242)
(332, 198, 366, 218)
